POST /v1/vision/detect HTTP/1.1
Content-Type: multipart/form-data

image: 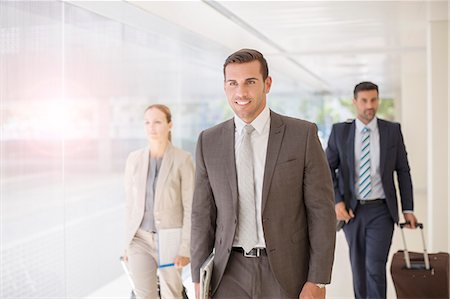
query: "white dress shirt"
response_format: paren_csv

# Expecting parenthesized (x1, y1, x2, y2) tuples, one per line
(233, 106, 270, 248)
(354, 117, 386, 200)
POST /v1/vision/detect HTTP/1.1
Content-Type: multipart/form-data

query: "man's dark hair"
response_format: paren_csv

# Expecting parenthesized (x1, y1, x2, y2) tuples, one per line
(354, 81, 379, 99)
(223, 48, 269, 80)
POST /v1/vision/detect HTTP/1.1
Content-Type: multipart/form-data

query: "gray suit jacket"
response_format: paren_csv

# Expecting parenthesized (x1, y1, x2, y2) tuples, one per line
(326, 118, 414, 222)
(191, 111, 336, 297)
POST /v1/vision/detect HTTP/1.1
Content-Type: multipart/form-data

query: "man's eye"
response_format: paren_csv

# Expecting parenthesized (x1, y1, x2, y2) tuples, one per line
(229, 82, 237, 86)
(248, 80, 256, 84)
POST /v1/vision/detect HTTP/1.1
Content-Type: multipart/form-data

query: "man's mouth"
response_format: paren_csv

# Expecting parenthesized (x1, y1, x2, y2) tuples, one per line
(235, 99, 251, 106)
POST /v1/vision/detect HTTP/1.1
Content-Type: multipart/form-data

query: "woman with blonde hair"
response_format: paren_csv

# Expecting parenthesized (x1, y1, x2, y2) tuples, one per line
(123, 104, 194, 299)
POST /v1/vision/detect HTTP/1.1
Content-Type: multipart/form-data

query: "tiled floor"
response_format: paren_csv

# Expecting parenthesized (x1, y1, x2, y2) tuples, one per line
(85, 266, 195, 299)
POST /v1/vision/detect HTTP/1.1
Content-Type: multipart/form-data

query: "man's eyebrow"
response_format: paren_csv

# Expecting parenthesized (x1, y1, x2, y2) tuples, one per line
(226, 77, 259, 82)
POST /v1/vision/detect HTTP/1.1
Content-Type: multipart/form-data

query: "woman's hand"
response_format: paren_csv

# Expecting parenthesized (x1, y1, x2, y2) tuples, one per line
(174, 256, 190, 268)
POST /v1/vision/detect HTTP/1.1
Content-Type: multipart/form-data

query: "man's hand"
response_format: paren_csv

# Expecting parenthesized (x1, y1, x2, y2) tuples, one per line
(403, 213, 418, 229)
(335, 201, 354, 223)
(194, 283, 200, 299)
(299, 282, 326, 299)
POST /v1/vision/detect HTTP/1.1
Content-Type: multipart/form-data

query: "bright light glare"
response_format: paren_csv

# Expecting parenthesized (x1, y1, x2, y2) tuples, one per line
(28, 99, 70, 139)
(39, 100, 69, 131)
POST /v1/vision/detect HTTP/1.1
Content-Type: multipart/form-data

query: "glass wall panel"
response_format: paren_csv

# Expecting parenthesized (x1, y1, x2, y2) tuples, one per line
(1, 1, 65, 297)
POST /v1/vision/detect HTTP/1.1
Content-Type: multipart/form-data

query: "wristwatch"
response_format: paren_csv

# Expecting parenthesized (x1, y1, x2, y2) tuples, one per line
(315, 283, 326, 289)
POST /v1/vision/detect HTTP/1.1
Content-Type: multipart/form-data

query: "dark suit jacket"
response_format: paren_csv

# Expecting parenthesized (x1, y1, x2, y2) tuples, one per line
(326, 118, 414, 223)
(190, 111, 336, 297)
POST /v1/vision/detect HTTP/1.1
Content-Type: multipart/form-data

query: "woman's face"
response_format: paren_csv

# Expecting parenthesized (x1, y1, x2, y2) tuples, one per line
(144, 108, 172, 142)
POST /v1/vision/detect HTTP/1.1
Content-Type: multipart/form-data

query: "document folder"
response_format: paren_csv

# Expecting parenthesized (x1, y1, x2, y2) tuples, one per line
(200, 250, 215, 299)
(158, 228, 182, 268)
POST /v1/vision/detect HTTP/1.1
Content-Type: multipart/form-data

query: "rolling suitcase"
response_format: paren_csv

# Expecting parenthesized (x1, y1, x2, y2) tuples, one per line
(390, 223, 449, 299)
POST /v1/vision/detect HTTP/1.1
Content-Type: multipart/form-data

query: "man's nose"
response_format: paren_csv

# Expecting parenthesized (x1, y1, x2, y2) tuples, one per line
(236, 84, 248, 97)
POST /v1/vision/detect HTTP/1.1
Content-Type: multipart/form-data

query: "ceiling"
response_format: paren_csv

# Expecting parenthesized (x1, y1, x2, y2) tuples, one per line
(128, 0, 448, 98)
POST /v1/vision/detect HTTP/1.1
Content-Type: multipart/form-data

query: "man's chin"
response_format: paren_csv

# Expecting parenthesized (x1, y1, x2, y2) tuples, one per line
(233, 107, 250, 117)
(365, 114, 375, 121)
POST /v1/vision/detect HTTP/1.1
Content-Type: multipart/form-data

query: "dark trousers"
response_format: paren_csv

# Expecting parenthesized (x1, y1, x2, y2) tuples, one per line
(213, 250, 294, 299)
(343, 202, 394, 299)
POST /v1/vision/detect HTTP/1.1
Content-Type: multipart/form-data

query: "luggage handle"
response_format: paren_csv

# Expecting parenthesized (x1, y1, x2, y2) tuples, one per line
(398, 222, 430, 270)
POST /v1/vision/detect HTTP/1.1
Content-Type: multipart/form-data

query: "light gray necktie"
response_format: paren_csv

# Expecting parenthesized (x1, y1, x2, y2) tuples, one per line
(237, 124, 258, 253)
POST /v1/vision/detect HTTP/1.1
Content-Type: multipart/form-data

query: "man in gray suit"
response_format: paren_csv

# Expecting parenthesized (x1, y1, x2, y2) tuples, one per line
(191, 49, 336, 299)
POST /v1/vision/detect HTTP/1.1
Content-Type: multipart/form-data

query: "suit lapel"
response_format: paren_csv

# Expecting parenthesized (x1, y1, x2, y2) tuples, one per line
(138, 148, 150, 211)
(378, 119, 388, 175)
(154, 144, 174, 206)
(346, 121, 356, 189)
(261, 111, 285, 212)
(223, 119, 239, 215)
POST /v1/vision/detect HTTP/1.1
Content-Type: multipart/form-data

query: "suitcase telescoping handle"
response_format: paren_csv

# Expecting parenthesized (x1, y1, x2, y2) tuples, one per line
(399, 222, 430, 270)
(120, 256, 137, 294)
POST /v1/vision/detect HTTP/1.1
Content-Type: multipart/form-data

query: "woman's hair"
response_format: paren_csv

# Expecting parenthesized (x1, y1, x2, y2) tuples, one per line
(145, 104, 172, 141)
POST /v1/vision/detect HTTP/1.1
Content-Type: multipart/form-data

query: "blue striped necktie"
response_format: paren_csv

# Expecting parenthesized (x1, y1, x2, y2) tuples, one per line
(358, 127, 372, 199)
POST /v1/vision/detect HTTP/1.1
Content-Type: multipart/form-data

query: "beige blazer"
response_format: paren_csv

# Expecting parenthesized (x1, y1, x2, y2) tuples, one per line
(191, 111, 336, 297)
(124, 143, 194, 257)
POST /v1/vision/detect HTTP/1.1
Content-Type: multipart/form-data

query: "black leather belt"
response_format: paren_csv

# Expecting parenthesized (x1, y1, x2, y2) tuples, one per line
(232, 247, 267, 257)
(358, 198, 385, 205)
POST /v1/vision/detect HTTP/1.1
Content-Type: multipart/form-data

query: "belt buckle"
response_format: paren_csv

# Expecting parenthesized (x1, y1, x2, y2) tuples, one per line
(243, 248, 260, 258)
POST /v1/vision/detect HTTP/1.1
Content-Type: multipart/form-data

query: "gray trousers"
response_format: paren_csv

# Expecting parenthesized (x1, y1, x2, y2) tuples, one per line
(128, 229, 183, 299)
(213, 250, 294, 299)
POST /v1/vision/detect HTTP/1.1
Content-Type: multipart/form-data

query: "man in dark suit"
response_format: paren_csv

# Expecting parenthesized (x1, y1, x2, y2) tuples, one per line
(326, 81, 418, 299)
(190, 49, 336, 299)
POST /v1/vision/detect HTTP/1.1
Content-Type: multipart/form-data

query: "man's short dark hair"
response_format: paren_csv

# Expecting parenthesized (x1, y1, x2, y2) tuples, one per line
(223, 49, 269, 80)
(354, 81, 379, 99)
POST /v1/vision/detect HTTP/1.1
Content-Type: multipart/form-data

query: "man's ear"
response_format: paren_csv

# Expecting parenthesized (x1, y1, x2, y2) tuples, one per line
(265, 76, 272, 93)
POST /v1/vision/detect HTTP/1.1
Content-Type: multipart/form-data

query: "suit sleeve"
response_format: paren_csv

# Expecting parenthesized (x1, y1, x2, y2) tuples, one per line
(325, 124, 344, 204)
(395, 124, 414, 211)
(178, 154, 195, 257)
(303, 124, 336, 284)
(190, 131, 217, 283)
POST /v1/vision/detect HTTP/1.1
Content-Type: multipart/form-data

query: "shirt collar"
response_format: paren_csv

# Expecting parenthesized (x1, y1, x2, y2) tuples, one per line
(234, 105, 270, 135)
(356, 116, 378, 132)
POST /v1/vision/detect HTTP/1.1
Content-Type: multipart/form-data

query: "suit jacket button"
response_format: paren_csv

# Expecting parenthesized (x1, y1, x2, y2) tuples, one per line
(228, 248, 231, 253)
